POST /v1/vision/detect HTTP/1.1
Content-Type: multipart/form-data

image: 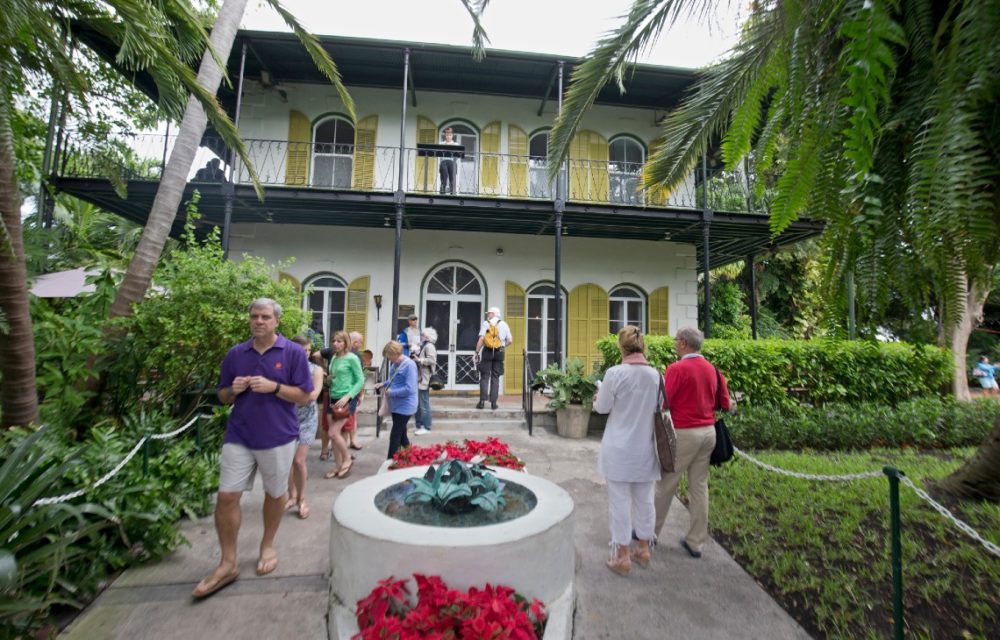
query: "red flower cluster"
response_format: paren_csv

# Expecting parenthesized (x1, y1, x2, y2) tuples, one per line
(354, 574, 547, 639)
(391, 437, 525, 471)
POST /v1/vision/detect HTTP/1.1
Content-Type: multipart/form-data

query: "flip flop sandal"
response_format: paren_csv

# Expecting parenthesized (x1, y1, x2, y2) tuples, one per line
(297, 502, 310, 519)
(192, 570, 240, 598)
(319, 451, 331, 461)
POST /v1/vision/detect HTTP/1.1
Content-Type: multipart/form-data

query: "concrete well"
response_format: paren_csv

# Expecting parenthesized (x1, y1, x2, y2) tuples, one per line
(328, 466, 576, 639)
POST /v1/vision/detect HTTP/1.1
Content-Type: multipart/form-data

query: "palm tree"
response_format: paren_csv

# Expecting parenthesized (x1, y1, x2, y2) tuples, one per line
(550, 0, 999, 498)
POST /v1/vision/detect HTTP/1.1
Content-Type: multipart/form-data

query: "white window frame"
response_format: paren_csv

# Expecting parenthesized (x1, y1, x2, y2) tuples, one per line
(608, 285, 646, 335)
(303, 274, 347, 345)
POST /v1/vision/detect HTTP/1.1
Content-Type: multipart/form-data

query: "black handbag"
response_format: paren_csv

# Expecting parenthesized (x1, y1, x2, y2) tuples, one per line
(429, 372, 445, 390)
(709, 366, 734, 466)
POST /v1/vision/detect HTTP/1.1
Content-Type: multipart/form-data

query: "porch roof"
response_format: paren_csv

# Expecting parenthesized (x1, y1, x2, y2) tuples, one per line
(51, 177, 824, 269)
(70, 26, 698, 117)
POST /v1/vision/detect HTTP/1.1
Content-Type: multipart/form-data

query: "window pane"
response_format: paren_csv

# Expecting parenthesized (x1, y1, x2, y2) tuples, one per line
(528, 298, 543, 319)
(428, 268, 452, 294)
(330, 290, 345, 309)
(628, 301, 642, 326)
(313, 156, 335, 187)
(308, 290, 324, 311)
(455, 267, 480, 294)
(527, 318, 542, 351)
(609, 300, 624, 323)
(611, 287, 641, 299)
(311, 312, 324, 335)
(329, 313, 345, 333)
(332, 156, 352, 188)
(528, 353, 542, 376)
(529, 134, 548, 159)
(334, 122, 355, 146)
(315, 120, 337, 143)
(530, 285, 555, 296)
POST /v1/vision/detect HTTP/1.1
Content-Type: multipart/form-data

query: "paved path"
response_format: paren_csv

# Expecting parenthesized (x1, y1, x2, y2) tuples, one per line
(62, 412, 810, 639)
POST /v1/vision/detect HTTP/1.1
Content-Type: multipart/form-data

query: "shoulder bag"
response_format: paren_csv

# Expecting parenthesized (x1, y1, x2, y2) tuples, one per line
(653, 372, 677, 473)
(377, 363, 402, 418)
(710, 366, 735, 466)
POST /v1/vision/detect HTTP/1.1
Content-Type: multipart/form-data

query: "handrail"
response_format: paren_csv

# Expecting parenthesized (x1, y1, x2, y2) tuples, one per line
(522, 348, 536, 436)
(55, 132, 767, 214)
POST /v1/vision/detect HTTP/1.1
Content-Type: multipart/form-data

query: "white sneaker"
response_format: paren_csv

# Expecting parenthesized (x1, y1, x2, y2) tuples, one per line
(414, 428, 430, 435)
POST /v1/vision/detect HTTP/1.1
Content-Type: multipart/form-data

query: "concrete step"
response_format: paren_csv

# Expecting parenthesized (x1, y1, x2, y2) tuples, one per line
(412, 418, 526, 434)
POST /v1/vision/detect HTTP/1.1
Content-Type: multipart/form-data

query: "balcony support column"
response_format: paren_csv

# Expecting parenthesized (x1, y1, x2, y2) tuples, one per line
(746, 252, 758, 339)
(391, 48, 411, 331)
(222, 41, 247, 259)
(553, 60, 565, 367)
(701, 150, 712, 339)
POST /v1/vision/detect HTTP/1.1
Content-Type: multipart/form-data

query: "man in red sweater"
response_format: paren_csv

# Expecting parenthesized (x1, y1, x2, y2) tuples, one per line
(655, 326, 731, 558)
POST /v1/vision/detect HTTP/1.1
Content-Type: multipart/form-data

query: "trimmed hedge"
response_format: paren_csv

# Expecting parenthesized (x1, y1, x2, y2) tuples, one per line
(597, 336, 952, 406)
(726, 397, 1000, 450)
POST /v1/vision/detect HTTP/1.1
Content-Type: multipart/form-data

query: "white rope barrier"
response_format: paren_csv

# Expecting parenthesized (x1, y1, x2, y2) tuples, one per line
(32, 415, 208, 508)
(733, 446, 1000, 559)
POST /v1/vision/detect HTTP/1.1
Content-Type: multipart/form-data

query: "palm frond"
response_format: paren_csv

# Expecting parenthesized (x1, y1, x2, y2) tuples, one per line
(460, 0, 492, 62)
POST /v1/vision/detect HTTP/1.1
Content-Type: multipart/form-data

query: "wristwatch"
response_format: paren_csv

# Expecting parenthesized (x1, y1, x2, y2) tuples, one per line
(272, 382, 282, 395)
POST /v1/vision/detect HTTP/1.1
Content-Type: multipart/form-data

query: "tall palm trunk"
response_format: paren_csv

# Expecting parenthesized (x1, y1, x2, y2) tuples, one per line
(109, 0, 248, 318)
(0, 95, 40, 427)
(947, 275, 987, 401)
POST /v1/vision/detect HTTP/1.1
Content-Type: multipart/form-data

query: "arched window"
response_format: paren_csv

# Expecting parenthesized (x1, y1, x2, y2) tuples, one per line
(312, 116, 355, 188)
(529, 130, 552, 198)
(526, 283, 566, 374)
(609, 137, 644, 204)
(441, 122, 479, 195)
(303, 274, 347, 345)
(609, 285, 645, 335)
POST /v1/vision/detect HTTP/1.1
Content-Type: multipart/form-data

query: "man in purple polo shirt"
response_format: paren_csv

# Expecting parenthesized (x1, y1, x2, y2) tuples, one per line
(192, 298, 313, 598)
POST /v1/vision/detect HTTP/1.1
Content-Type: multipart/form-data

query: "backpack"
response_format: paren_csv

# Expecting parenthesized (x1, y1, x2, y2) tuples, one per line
(484, 323, 503, 349)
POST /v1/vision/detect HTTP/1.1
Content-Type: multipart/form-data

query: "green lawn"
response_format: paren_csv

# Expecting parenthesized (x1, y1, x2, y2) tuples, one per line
(699, 448, 1000, 639)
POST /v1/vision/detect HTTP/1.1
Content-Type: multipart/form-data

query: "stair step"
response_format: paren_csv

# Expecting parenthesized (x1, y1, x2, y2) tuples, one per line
(412, 419, 526, 433)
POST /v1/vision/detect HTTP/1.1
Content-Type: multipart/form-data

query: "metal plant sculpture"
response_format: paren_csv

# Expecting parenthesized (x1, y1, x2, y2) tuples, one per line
(405, 459, 507, 514)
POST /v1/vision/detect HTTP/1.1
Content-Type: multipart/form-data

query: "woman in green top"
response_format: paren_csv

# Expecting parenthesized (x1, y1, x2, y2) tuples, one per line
(324, 330, 364, 479)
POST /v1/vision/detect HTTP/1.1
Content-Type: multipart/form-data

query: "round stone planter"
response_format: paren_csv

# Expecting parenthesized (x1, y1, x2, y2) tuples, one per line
(556, 403, 591, 438)
(328, 466, 576, 639)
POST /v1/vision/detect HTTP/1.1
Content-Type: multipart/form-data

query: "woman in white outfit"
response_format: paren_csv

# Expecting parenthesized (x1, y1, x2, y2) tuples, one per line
(593, 325, 661, 576)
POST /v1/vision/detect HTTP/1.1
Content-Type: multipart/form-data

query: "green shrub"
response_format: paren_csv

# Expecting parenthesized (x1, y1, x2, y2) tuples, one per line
(597, 336, 952, 406)
(727, 397, 1000, 450)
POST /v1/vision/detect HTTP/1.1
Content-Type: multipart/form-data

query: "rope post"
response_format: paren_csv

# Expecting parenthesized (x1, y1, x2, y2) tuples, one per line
(883, 466, 904, 640)
(142, 436, 151, 477)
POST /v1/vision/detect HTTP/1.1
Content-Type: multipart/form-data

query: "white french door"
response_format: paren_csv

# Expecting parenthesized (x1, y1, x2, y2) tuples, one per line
(423, 264, 484, 390)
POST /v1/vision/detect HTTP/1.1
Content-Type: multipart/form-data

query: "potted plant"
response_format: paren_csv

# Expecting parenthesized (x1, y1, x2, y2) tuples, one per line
(532, 359, 598, 438)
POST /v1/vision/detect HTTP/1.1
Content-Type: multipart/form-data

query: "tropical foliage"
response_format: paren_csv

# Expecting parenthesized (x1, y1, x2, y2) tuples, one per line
(532, 358, 599, 409)
(549, 0, 1000, 401)
(406, 460, 507, 514)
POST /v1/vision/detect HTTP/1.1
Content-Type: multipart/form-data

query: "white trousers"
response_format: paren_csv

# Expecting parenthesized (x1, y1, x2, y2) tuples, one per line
(606, 480, 656, 546)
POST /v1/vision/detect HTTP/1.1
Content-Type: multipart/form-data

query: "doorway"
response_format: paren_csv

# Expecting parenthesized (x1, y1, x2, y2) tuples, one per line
(423, 263, 484, 390)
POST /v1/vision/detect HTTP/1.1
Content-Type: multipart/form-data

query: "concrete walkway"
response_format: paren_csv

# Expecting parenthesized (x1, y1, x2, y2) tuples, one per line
(61, 406, 810, 639)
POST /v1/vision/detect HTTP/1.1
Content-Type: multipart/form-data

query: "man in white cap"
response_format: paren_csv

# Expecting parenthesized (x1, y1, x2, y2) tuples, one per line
(474, 306, 513, 409)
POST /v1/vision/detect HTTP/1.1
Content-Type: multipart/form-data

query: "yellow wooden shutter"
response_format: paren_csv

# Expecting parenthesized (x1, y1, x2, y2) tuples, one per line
(508, 124, 528, 197)
(345, 276, 370, 344)
(481, 121, 501, 195)
(590, 132, 609, 202)
(278, 271, 301, 293)
(568, 284, 608, 375)
(352, 115, 378, 190)
(568, 130, 608, 202)
(285, 109, 311, 186)
(648, 286, 670, 335)
(414, 116, 438, 193)
(644, 137, 669, 205)
(504, 281, 526, 395)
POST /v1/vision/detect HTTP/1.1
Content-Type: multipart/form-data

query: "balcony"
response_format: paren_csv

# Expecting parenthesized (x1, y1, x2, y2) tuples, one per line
(56, 134, 766, 214)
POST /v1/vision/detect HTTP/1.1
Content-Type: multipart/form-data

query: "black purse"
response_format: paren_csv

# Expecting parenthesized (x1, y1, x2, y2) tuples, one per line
(709, 366, 734, 466)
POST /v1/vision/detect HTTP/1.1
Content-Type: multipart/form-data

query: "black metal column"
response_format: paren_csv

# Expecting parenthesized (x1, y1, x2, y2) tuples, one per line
(222, 42, 247, 259)
(701, 151, 712, 338)
(391, 48, 411, 331)
(553, 60, 564, 367)
(747, 253, 758, 339)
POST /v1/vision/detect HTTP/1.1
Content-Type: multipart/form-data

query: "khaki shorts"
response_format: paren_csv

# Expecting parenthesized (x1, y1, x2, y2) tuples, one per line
(219, 441, 296, 498)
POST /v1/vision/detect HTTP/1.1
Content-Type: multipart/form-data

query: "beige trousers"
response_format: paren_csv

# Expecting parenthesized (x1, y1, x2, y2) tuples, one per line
(654, 425, 716, 550)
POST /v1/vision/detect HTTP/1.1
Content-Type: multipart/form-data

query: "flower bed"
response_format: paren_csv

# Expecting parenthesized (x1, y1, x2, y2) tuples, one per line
(355, 574, 546, 639)
(390, 437, 525, 471)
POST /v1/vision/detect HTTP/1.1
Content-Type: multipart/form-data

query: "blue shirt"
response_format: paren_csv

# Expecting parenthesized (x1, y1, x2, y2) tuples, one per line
(975, 362, 996, 381)
(385, 357, 418, 415)
(219, 334, 314, 449)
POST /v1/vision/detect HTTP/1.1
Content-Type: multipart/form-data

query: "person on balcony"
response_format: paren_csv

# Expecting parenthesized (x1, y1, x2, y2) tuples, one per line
(194, 158, 225, 181)
(439, 127, 460, 194)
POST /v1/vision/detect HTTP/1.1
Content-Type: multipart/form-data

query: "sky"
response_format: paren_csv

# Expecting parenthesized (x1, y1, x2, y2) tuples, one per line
(241, 0, 745, 70)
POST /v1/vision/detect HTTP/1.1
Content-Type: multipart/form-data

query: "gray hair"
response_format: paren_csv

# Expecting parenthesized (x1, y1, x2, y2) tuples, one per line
(422, 326, 438, 343)
(349, 331, 363, 344)
(248, 297, 282, 319)
(675, 326, 704, 351)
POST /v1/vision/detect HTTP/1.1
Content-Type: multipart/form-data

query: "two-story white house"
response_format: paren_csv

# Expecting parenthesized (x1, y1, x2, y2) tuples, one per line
(53, 29, 824, 395)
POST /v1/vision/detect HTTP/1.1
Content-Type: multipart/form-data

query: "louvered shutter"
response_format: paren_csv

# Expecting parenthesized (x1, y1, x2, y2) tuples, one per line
(285, 110, 311, 186)
(278, 271, 301, 293)
(481, 121, 501, 195)
(568, 284, 609, 375)
(345, 276, 370, 345)
(352, 115, 378, 190)
(508, 124, 528, 197)
(414, 116, 438, 193)
(589, 131, 609, 202)
(504, 281, 526, 395)
(648, 287, 670, 335)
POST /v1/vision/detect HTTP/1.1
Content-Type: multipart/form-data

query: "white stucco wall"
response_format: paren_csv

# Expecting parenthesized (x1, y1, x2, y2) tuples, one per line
(228, 223, 699, 353)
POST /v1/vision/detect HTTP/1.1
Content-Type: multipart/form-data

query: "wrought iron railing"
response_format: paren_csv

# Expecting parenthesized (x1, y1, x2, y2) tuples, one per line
(57, 132, 766, 213)
(522, 348, 536, 436)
